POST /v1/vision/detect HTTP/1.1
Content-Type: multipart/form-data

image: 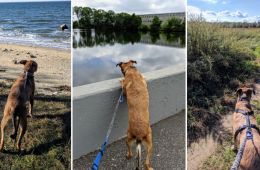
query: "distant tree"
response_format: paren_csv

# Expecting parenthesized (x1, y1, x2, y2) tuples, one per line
(74, 6, 82, 21)
(162, 17, 185, 32)
(150, 16, 162, 32)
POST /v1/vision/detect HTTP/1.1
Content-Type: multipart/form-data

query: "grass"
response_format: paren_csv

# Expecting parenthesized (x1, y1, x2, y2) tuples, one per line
(188, 17, 260, 168)
(0, 80, 71, 169)
(200, 137, 236, 170)
(188, 17, 260, 142)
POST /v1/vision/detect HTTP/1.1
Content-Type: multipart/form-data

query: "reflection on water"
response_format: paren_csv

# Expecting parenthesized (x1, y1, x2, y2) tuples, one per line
(73, 29, 185, 87)
(73, 29, 185, 48)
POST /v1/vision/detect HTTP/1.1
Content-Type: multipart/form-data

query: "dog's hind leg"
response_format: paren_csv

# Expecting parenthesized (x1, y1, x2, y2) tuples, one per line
(0, 112, 11, 152)
(10, 115, 19, 140)
(143, 130, 153, 170)
(126, 131, 134, 159)
(16, 116, 27, 151)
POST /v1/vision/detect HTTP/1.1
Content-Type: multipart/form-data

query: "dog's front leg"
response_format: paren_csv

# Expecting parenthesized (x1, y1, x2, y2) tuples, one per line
(28, 96, 34, 118)
(120, 79, 126, 95)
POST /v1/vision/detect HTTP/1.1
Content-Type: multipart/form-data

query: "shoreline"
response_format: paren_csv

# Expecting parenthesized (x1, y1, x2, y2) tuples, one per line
(0, 42, 71, 53)
(0, 43, 71, 96)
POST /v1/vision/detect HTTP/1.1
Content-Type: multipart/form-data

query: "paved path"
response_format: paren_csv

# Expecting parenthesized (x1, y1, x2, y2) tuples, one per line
(74, 111, 185, 170)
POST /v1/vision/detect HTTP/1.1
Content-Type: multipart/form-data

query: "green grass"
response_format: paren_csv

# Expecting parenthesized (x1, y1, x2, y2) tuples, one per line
(0, 81, 71, 169)
(188, 17, 260, 140)
(200, 137, 236, 170)
(188, 17, 260, 168)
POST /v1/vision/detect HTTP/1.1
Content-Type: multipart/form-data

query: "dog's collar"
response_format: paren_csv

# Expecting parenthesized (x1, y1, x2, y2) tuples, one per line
(235, 109, 254, 116)
(123, 66, 136, 76)
(23, 71, 34, 78)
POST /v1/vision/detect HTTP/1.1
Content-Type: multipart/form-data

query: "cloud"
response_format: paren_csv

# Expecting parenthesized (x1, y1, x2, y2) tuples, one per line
(72, 0, 185, 14)
(231, 11, 248, 18)
(188, 5, 259, 22)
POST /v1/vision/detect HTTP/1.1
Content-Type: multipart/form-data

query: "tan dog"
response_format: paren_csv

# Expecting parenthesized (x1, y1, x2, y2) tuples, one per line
(233, 86, 260, 169)
(117, 60, 153, 170)
(0, 60, 37, 152)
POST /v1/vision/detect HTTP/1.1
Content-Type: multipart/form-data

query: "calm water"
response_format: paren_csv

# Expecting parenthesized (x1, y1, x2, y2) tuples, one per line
(0, 1, 71, 49)
(73, 29, 185, 87)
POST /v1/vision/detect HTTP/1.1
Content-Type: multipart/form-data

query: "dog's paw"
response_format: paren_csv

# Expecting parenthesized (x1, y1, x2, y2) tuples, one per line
(27, 114, 33, 118)
(126, 152, 133, 159)
(10, 134, 17, 140)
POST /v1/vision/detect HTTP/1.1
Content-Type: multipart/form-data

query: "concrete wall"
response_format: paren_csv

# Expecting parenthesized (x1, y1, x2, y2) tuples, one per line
(73, 63, 185, 159)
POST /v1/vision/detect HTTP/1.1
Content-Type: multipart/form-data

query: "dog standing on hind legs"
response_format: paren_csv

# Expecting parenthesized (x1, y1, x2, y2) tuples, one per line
(117, 60, 153, 170)
(0, 60, 37, 152)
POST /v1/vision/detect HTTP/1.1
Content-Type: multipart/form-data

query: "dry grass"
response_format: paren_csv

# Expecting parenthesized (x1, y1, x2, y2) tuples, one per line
(0, 80, 71, 169)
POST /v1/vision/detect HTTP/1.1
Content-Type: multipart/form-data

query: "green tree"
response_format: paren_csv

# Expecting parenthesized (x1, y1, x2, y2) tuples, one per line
(162, 17, 185, 32)
(150, 16, 162, 32)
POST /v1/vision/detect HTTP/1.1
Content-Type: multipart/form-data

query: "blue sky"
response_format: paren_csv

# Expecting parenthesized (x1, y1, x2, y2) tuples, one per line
(188, 0, 260, 22)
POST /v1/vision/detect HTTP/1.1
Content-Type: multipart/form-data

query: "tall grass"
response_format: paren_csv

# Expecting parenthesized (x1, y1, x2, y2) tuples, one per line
(187, 17, 259, 142)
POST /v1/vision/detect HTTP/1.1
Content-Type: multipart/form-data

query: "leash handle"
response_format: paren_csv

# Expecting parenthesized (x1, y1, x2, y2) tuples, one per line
(91, 140, 108, 170)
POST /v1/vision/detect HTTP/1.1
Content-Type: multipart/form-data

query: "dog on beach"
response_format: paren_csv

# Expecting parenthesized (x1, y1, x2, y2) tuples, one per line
(232, 85, 260, 169)
(0, 60, 37, 152)
(117, 60, 153, 170)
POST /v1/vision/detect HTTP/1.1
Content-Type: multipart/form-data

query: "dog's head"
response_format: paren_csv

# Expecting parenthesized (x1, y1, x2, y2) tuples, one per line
(236, 86, 255, 102)
(116, 60, 137, 76)
(18, 60, 38, 73)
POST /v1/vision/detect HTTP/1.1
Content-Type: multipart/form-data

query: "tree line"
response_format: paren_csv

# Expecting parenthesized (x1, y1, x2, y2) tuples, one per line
(73, 7, 185, 33)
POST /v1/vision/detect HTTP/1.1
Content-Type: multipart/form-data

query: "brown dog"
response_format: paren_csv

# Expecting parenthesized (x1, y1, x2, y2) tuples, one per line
(117, 60, 153, 170)
(0, 60, 37, 152)
(232, 86, 260, 169)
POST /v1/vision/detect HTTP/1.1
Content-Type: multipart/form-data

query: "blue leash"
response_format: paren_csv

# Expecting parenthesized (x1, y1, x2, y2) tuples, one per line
(230, 115, 253, 170)
(91, 90, 124, 170)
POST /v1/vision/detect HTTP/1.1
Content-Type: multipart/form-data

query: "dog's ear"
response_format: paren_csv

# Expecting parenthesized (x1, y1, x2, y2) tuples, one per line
(130, 60, 137, 64)
(19, 60, 27, 65)
(236, 88, 242, 96)
(249, 88, 256, 95)
(116, 62, 123, 67)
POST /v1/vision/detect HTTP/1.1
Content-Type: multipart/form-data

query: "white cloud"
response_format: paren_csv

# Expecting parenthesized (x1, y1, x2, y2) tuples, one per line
(188, 5, 259, 22)
(72, 0, 185, 14)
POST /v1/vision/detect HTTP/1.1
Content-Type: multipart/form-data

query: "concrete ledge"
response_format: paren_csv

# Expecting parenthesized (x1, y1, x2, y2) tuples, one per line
(73, 63, 185, 159)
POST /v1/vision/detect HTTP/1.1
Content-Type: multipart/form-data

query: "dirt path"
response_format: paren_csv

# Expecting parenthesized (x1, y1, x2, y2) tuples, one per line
(188, 76, 260, 170)
(187, 113, 233, 170)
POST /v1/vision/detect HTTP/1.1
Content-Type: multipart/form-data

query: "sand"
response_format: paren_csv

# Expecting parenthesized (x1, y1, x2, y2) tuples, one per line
(0, 44, 71, 95)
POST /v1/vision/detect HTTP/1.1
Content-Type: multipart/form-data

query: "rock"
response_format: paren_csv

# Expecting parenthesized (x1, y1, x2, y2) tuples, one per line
(12, 59, 18, 64)
(60, 24, 68, 31)
(2, 49, 8, 52)
(30, 54, 37, 58)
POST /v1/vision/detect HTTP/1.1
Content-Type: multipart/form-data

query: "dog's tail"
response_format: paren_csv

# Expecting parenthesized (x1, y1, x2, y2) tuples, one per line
(136, 139, 141, 170)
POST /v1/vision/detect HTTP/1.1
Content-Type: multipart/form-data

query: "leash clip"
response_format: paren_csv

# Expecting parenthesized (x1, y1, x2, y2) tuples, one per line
(246, 130, 253, 140)
(119, 93, 124, 103)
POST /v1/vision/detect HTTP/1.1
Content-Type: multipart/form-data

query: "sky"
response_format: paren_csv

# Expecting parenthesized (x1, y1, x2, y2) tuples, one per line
(72, 0, 186, 14)
(0, 0, 69, 2)
(188, 0, 260, 22)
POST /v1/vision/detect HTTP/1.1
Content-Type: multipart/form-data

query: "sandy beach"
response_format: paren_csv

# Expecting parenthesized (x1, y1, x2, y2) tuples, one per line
(0, 44, 71, 95)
